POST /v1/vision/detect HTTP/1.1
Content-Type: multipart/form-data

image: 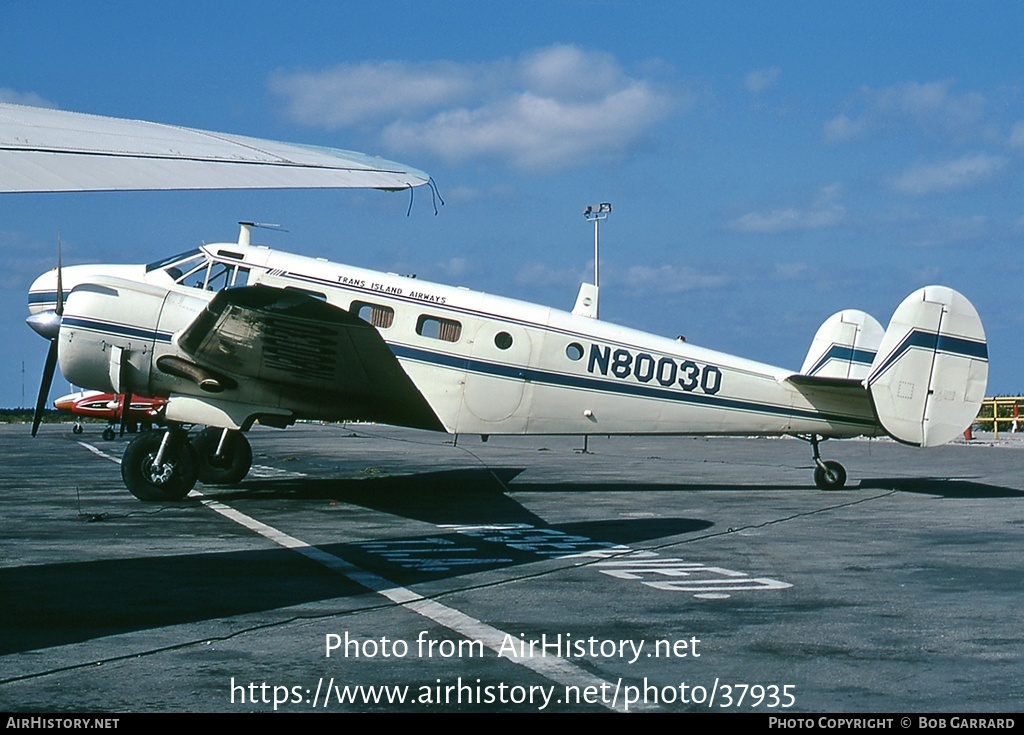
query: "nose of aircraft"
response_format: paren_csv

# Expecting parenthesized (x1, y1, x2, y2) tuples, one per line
(26, 266, 65, 437)
(26, 309, 61, 340)
(27, 268, 60, 315)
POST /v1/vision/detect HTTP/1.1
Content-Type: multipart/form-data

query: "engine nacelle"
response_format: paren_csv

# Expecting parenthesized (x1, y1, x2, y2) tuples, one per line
(58, 277, 210, 397)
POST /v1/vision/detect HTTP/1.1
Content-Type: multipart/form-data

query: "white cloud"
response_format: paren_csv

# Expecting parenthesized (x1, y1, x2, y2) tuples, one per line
(888, 154, 1006, 196)
(270, 45, 676, 172)
(382, 84, 668, 170)
(744, 67, 781, 95)
(1009, 121, 1024, 148)
(268, 61, 478, 128)
(516, 261, 591, 288)
(824, 80, 985, 143)
(438, 256, 471, 279)
(904, 215, 990, 248)
(771, 262, 809, 281)
(0, 88, 57, 108)
(725, 184, 846, 234)
(620, 264, 729, 294)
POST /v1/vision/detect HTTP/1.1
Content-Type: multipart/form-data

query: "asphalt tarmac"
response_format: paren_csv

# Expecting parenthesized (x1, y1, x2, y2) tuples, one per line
(1, 422, 1021, 713)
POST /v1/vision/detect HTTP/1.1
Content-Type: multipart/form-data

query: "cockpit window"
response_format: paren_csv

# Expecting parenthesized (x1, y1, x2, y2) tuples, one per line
(148, 248, 250, 291)
(179, 261, 250, 291)
(146, 248, 204, 272)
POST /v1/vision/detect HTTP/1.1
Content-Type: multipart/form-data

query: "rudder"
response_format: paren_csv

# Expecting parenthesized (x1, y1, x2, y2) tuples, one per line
(866, 286, 988, 447)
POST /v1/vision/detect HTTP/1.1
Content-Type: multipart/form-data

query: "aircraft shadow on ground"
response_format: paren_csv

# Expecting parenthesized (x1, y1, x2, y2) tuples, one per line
(858, 477, 1024, 498)
(0, 468, 711, 657)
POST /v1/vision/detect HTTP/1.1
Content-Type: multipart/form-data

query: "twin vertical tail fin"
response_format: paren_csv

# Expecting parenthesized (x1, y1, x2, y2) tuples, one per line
(866, 286, 988, 447)
(800, 310, 884, 381)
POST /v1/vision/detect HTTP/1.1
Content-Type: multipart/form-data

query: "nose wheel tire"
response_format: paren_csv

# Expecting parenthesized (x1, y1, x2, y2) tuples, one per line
(813, 460, 847, 491)
(121, 429, 198, 501)
(192, 427, 253, 485)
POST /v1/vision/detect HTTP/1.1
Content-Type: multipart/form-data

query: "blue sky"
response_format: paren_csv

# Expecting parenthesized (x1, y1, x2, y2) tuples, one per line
(2, 1, 1022, 409)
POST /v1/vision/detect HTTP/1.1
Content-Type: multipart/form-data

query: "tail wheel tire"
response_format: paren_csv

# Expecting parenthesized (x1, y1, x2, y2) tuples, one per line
(814, 460, 847, 491)
(192, 427, 253, 485)
(121, 430, 198, 501)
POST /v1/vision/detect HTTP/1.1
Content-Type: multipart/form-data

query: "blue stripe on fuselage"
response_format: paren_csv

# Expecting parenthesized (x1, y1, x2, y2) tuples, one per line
(389, 343, 877, 428)
(60, 316, 173, 343)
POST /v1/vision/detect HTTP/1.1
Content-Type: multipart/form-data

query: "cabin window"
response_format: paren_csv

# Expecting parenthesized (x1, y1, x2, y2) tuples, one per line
(353, 302, 395, 329)
(417, 315, 462, 343)
(494, 332, 513, 350)
(566, 342, 584, 361)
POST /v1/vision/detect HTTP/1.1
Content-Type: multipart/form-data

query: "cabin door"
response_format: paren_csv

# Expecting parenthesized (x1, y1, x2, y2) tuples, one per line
(462, 322, 533, 425)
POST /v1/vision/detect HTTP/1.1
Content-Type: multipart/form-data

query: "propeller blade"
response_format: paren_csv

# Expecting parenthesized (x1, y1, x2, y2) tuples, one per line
(32, 340, 59, 437)
(56, 232, 64, 316)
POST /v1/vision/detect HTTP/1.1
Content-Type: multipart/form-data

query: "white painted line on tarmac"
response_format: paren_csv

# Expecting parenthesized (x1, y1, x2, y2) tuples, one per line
(76, 439, 630, 712)
(78, 441, 122, 463)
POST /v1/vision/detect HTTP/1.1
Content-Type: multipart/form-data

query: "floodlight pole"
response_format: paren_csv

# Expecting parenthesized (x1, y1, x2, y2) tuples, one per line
(582, 202, 611, 293)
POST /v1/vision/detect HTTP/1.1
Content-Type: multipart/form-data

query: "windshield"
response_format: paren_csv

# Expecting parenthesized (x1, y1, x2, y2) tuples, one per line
(147, 248, 250, 291)
(146, 248, 204, 272)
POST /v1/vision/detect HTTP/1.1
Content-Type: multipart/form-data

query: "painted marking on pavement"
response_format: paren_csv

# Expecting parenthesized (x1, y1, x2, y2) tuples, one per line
(76, 440, 631, 712)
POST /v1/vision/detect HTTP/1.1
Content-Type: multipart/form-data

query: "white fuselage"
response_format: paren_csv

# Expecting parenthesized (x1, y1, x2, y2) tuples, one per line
(30, 243, 880, 439)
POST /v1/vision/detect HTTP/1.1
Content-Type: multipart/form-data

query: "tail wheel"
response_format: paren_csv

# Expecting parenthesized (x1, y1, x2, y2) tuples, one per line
(121, 429, 198, 501)
(814, 460, 847, 491)
(192, 427, 253, 485)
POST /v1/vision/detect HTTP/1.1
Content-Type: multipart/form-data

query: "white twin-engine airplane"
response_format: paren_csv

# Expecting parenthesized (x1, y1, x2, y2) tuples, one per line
(9, 103, 989, 501)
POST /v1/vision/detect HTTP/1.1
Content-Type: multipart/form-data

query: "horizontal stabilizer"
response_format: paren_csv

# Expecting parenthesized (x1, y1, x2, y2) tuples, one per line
(800, 309, 883, 380)
(867, 286, 988, 447)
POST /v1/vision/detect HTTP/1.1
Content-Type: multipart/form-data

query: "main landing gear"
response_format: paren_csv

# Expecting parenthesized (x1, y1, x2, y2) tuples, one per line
(120, 425, 253, 501)
(800, 435, 847, 490)
(191, 427, 253, 485)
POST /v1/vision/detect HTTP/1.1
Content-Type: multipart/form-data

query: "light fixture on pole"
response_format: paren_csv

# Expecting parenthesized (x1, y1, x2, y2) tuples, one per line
(582, 203, 611, 293)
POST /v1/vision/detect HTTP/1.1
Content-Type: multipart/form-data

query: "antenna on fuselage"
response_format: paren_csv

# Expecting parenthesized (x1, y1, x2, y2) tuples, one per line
(238, 221, 287, 246)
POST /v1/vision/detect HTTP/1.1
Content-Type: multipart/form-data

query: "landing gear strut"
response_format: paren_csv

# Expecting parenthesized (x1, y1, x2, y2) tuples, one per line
(121, 426, 198, 501)
(191, 427, 253, 485)
(806, 435, 847, 490)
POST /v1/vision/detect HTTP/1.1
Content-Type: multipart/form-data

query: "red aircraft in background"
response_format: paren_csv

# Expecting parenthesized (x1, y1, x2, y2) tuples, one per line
(54, 390, 167, 440)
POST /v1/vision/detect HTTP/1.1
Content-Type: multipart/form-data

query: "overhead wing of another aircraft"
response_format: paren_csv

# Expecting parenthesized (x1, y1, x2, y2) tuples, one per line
(0, 102, 429, 193)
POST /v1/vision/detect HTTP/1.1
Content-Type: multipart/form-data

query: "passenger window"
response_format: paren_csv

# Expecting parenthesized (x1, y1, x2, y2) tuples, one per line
(417, 315, 462, 343)
(353, 302, 395, 329)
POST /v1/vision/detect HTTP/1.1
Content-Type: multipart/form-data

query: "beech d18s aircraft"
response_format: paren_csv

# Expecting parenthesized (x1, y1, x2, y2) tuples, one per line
(6, 103, 989, 501)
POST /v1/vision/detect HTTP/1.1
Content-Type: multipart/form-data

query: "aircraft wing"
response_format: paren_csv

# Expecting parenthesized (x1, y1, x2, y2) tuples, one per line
(0, 102, 429, 192)
(174, 286, 444, 431)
